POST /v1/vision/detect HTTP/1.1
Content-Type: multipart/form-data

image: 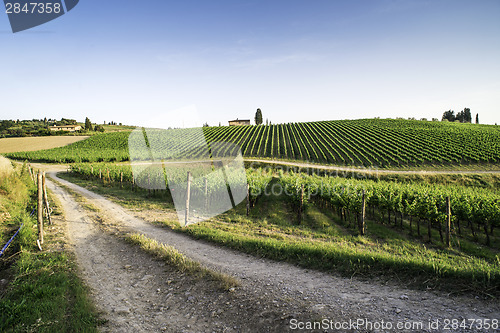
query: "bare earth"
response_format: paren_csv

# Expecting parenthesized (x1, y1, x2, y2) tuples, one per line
(45, 171, 499, 333)
(245, 159, 500, 175)
(0, 136, 88, 153)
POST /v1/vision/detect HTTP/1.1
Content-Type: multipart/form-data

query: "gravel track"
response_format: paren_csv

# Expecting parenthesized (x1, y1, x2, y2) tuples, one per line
(46, 172, 500, 332)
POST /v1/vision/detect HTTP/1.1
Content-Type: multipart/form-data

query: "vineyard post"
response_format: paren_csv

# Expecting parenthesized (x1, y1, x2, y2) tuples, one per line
(299, 184, 304, 223)
(99, 169, 102, 180)
(246, 183, 250, 216)
(37, 171, 44, 245)
(427, 219, 432, 243)
(446, 196, 451, 248)
(204, 177, 208, 214)
(359, 190, 366, 236)
(91, 166, 93, 175)
(107, 169, 110, 183)
(148, 174, 151, 196)
(185, 171, 191, 226)
(120, 172, 123, 188)
(28, 165, 34, 182)
(42, 172, 52, 225)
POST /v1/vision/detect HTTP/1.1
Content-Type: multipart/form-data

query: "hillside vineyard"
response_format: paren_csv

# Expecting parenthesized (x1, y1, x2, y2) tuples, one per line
(6, 119, 500, 167)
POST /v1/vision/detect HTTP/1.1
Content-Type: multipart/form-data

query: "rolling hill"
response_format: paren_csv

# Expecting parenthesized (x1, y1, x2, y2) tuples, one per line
(4, 118, 500, 168)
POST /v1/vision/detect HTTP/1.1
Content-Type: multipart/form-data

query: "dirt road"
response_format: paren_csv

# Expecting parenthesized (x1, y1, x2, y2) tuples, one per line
(245, 159, 500, 175)
(46, 172, 499, 332)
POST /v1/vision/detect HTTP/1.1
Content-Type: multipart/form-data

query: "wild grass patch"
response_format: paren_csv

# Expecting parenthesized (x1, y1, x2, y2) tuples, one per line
(0, 162, 102, 332)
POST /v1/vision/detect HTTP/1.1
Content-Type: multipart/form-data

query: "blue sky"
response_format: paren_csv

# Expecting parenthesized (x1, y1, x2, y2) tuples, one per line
(1, 0, 499, 127)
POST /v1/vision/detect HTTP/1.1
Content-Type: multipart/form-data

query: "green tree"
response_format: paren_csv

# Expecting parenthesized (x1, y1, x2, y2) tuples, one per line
(476, 113, 479, 124)
(456, 108, 472, 123)
(255, 108, 263, 125)
(84, 117, 93, 131)
(94, 125, 105, 132)
(464, 108, 472, 123)
(442, 110, 455, 122)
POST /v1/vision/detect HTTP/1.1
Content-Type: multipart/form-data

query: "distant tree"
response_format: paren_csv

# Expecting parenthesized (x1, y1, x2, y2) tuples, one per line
(219, 122, 221, 127)
(476, 113, 479, 124)
(84, 117, 93, 131)
(266, 118, 268, 126)
(254, 108, 263, 125)
(464, 108, 471, 123)
(94, 125, 105, 132)
(203, 122, 209, 127)
(456, 108, 472, 123)
(442, 110, 455, 122)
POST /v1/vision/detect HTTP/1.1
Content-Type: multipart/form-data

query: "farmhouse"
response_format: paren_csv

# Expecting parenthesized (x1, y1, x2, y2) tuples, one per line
(228, 119, 251, 126)
(49, 125, 82, 132)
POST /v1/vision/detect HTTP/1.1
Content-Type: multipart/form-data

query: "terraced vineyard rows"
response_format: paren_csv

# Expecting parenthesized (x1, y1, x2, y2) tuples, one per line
(5, 119, 500, 168)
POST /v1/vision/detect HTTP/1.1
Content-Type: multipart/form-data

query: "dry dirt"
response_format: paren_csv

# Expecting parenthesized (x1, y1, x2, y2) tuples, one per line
(245, 159, 500, 175)
(45, 171, 500, 332)
(0, 136, 88, 154)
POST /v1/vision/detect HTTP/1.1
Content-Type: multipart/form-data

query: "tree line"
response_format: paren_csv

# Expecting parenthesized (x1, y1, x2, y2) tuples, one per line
(0, 117, 105, 138)
(442, 108, 479, 124)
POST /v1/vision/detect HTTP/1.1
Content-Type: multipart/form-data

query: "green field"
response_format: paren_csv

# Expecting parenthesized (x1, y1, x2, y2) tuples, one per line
(5, 119, 500, 168)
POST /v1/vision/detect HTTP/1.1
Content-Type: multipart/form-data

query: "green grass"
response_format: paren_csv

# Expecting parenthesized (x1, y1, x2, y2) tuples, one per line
(6, 118, 500, 169)
(59, 172, 500, 296)
(0, 164, 102, 332)
(127, 233, 238, 291)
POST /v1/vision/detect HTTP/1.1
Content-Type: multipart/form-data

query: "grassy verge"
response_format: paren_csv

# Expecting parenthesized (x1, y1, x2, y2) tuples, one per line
(51, 177, 239, 292)
(127, 233, 238, 291)
(0, 162, 102, 332)
(59, 172, 500, 297)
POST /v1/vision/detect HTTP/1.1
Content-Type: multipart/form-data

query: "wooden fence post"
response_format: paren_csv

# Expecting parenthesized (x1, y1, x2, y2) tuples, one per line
(204, 177, 208, 214)
(359, 190, 366, 236)
(37, 172, 44, 245)
(120, 172, 123, 188)
(446, 196, 451, 248)
(246, 183, 250, 216)
(28, 166, 34, 182)
(42, 172, 52, 225)
(99, 169, 102, 180)
(299, 184, 304, 223)
(185, 171, 191, 226)
(147, 174, 151, 196)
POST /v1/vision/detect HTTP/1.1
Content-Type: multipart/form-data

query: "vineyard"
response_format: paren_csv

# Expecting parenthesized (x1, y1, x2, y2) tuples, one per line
(68, 162, 500, 248)
(5, 119, 500, 168)
(64, 163, 500, 290)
